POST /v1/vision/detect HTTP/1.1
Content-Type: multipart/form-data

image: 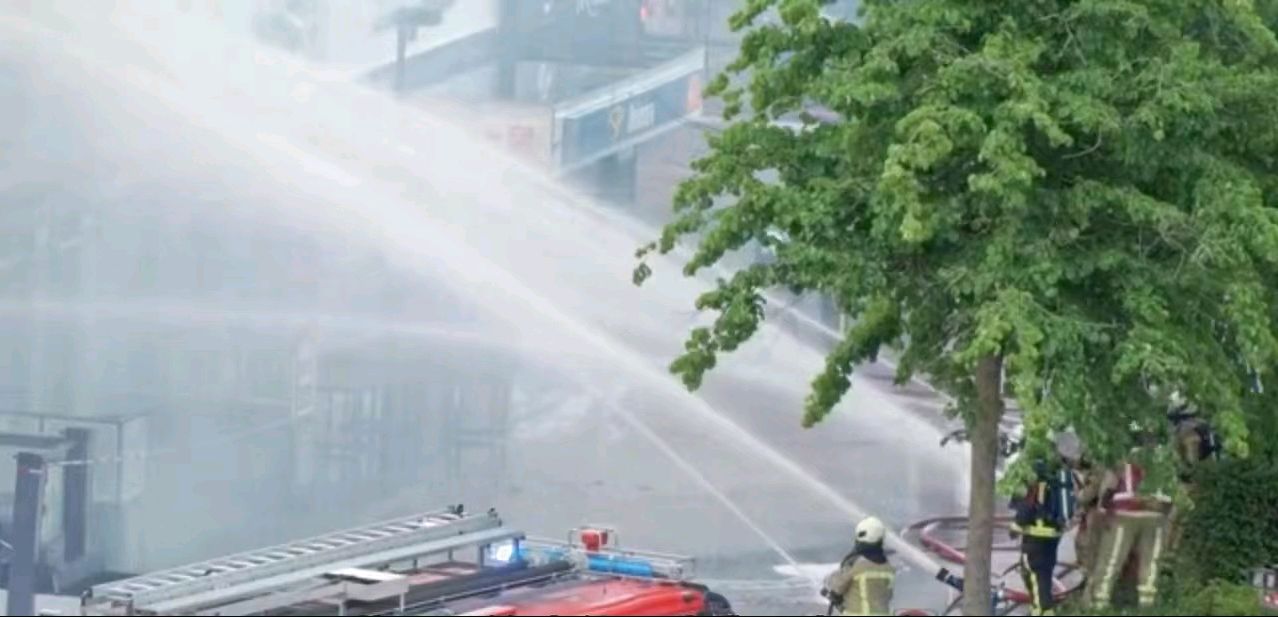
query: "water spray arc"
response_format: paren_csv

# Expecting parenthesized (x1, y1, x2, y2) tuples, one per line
(0, 11, 961, 599)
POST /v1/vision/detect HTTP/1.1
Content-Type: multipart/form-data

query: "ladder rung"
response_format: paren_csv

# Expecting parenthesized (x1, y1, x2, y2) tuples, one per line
(92, 507, 498, 609)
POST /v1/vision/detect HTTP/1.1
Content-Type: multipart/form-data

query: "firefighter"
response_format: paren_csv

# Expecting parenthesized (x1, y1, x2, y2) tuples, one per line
(1166, 393, 1221, 554)
(1051, 431, 1104, 586)
(1085, 440, 1174, 609)
(1009, 450, 1075, 616)
(822, 517, 895, 616)
(1167, 393, 1221, 481)
(1073, 456, 1106, 585)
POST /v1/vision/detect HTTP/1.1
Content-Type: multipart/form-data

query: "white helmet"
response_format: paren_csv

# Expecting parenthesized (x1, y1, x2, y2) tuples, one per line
(1167, 390, 1197, 417)
(1054, 431, 1082, 462)
(856, 517, 886, 545)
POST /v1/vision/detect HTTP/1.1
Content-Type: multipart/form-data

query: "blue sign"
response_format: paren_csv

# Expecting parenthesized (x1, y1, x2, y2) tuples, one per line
(555, 55, 704, 171)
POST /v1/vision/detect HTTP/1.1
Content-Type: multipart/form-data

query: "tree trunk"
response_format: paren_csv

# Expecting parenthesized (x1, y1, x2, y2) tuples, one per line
(962, 354, 1005, 615)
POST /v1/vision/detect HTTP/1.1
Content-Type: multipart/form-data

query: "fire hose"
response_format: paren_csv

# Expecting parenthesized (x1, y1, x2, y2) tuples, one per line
(901, 516, 1086, 615)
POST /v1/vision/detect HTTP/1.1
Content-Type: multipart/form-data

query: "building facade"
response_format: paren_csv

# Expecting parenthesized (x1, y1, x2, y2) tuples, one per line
(0, 52, 518, 582)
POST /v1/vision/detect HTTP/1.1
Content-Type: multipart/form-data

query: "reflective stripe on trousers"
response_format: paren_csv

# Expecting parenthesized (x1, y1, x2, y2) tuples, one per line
(1020, 536, 1060, 616)
(1137, 525, 1165, 606)
(1089, 514, 1167, 608)
(1094, 523, 1126, 607)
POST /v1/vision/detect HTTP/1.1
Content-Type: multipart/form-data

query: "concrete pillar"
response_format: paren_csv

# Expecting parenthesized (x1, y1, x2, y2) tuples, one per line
(8, 452, 48, 617)
(62, 428, 90, 563)
(495, 0, 519, 100)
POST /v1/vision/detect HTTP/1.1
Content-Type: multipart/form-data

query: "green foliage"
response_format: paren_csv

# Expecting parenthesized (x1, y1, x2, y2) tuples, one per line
(1073, 580, 1267, 616)
(1185, 581, 1270, 616)
(636, 4, 1278, 610)
(1178, 582, 1271, 617)
(635, 0, 1278, 462)
(1243, 380, 1278, 460)
(1175, 457, 1278, 585)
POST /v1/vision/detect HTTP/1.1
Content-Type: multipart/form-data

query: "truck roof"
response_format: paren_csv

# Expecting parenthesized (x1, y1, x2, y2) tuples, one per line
(263, 563, 708, 616)
(80, 508, 718, 616)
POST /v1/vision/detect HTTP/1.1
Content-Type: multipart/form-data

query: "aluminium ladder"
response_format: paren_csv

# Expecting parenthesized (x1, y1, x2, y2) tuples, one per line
(88, 506, 511, 614)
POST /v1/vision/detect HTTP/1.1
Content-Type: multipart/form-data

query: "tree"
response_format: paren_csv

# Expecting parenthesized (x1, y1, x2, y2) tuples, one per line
(634, 1, 1278, 613)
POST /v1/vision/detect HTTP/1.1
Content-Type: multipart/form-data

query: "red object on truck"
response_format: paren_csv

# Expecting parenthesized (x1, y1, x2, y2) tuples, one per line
(579, 528, 609, 552)
(457, 578, 710, 616)
(445, 527, 734, 616)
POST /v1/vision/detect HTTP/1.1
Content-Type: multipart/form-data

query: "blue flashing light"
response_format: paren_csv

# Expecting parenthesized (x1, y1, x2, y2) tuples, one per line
(485, 539, 528, 566)
(585, 554, 656, 578)
(515, 543, 663, 579)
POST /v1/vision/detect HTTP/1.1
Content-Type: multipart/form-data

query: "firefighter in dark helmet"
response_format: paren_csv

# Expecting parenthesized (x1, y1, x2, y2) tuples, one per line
(1166, 391, 1222, 482)
(1009, 440, 1077, 616)
(1165, 390, 1222, 554)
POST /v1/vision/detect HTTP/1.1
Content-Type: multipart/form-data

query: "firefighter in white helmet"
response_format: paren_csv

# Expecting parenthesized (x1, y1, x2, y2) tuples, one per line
(822, 517, 896, 616)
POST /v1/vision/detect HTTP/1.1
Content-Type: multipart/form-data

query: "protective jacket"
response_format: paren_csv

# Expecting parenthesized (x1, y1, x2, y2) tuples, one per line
(824, 544, 895, 616)
(1171, 416, 1220, 481)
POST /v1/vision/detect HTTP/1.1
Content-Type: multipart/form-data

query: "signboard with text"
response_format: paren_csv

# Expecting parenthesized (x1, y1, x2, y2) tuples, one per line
(553, 47, 704, 172)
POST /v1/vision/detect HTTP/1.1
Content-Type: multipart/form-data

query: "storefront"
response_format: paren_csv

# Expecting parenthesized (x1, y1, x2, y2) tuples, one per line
(338, 0, 709, 207)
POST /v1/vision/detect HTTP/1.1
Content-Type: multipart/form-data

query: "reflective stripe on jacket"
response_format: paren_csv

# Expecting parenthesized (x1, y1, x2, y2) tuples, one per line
(826, 558, 895, 616)
(1011, 481, 1065, 539)
(1103, 463, 1171, 515)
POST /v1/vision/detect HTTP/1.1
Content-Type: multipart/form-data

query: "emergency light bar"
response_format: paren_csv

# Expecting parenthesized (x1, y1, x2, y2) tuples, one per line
(515, 528, 695, 582)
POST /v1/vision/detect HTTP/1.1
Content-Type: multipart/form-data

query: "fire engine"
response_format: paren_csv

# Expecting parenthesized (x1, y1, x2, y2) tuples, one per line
(77, 505, 736, 616)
